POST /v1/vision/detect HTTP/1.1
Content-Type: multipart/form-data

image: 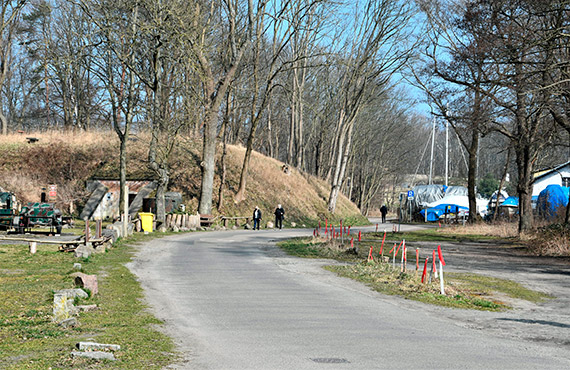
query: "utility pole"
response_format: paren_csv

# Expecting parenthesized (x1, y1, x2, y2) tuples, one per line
(445, 103, 449, 187)
(429, 116, 435, 185)
(445, 118, 448, 187)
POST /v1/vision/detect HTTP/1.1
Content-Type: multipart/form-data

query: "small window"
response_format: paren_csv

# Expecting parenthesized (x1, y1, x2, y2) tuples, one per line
(562, 177, 570, 187)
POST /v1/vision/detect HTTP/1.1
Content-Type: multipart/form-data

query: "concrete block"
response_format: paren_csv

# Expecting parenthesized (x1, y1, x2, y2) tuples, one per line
(55, 289, 89, 299)
(77, 342, 121, 352)
(71, 351, 116, 361)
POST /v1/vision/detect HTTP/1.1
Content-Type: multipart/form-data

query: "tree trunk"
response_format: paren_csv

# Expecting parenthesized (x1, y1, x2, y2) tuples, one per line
(268, 101, 273, 158)
(199, 108, 218, 215)
(466, 130, 479, 223)
(516, 146, 534, 232)
(218, 92, 231, 211)
(217, 123, 227, 212)
(0, 110, 7, 135)
(328, 122, 354, 213)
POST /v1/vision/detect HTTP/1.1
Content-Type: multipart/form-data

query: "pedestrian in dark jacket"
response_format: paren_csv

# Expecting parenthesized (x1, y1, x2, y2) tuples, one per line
(253, 206, 262, 230)
(380, 204, 388, 223)
(274, 204, 285, 229)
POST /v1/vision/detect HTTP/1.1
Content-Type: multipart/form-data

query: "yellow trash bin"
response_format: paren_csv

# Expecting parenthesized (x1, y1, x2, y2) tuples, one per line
(139, 212, 154, 233)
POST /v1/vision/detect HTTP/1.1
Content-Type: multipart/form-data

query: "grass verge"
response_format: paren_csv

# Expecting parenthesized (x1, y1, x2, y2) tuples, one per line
(0, 233, 177, 369)
(279, 237, 552, 311)
(368, 228, 505, 243)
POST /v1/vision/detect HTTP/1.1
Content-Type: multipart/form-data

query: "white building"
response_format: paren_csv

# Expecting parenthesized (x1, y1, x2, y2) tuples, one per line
(532, 161, 570, 196)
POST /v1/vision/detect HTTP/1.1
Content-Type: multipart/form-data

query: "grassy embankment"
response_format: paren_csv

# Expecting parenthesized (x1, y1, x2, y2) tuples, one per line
(279, 227, 552, 311)
(0, 132, 367, 227)
(0, 230, 178, 369)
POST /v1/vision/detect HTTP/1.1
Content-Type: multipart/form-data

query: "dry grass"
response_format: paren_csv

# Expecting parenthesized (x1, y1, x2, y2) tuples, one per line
(438, 222, 519, 239)
(0, 131, 119, 146)
(526, 223, 570, 256)
(440, 221, 570, 257)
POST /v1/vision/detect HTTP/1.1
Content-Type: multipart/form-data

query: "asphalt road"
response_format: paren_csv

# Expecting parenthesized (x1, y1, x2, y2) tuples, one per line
(127, 222, 570, 369)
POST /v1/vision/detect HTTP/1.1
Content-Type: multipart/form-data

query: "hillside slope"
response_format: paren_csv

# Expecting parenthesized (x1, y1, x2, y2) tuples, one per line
(0, 132, 366, 226)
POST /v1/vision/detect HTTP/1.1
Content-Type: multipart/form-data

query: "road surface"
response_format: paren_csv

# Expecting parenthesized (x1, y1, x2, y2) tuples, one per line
(127, 222, 570, 369)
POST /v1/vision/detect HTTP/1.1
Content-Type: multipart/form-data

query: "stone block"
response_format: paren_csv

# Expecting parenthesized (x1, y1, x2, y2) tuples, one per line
(71, 351, 116, 361)
(77, 342, 121, 352)
(59, 317, 78, 328)
(103, 228, 118, 243)
(77, 304, 98, 312)
(74, 243, 95, 258)
(74, 273, 98, 295)
(73, 263, 82, 270)
(53, 293, 73, 323)
(56, 288, 89, 299)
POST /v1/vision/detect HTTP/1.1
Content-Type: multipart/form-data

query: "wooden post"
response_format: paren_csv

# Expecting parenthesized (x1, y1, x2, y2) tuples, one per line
(96, 220, 102, 239)
(85, 219, 90, 244)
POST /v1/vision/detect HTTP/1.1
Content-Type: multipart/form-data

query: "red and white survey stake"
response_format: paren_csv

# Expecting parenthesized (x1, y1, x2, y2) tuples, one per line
(351, 237, 354, 248)
(358, 230, 362, 242)
(381, 230, 386, 252)
(368, 246, 374, 262)
(438, 245, 446, 295)
(432, 249, 438, 278)
(401, 240, 406, 272)
(415, 248, 419, 271)
(421, 257, 429, 283)
(437, 244, 446, 266)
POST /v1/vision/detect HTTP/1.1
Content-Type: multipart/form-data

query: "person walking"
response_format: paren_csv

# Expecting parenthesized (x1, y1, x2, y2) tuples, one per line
(380, 204, 388, 223)
(253, 206, 262, 230)
(274, 204, 285, 229)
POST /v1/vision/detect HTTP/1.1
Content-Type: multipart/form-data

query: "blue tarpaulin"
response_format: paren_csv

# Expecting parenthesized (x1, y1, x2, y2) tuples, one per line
(500, 196, 519, 207)
(420, 204, 468, 222)
(419, 208, 444, 221)
(537, 185, 569, 220)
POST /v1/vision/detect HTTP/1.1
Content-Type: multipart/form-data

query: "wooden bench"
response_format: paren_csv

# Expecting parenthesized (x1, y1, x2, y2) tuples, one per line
(200, 214, 216, 227)
(221, 216, 250, 228)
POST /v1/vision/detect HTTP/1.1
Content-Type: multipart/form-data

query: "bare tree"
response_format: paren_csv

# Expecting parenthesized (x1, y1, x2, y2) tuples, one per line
(327, 0, 415, 213)
(0, 0, 28, 134)
(414, 0, 499, 223)
(234, 0, 332, 202)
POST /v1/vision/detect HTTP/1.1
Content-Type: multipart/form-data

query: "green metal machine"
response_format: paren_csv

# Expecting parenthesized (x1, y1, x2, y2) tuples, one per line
(0, 192, 18, 230)
(0, 192, 64, 234)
